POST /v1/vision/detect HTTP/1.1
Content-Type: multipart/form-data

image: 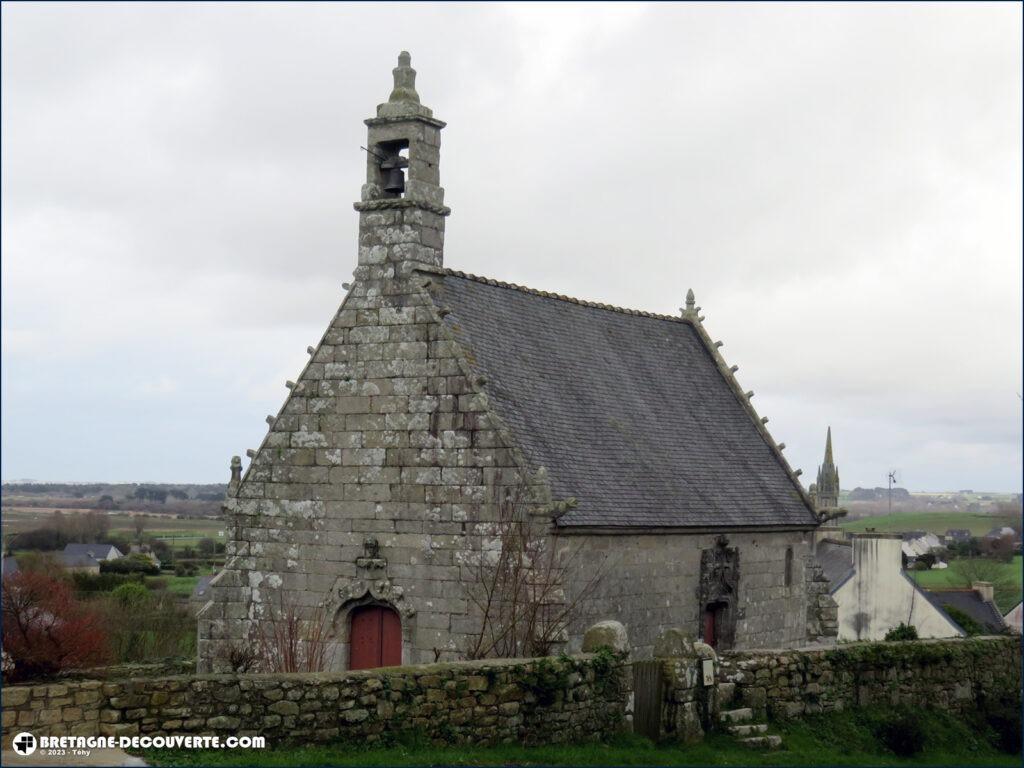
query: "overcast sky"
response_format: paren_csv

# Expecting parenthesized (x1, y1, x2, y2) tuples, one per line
(2, 3, 1021, 491)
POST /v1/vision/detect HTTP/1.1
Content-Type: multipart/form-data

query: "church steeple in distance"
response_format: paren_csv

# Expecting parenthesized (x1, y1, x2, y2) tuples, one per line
(814, 426, 840, 510)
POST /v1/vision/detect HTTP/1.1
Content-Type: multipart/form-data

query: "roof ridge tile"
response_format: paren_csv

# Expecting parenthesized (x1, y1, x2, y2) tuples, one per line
(440, 268, 688, 323)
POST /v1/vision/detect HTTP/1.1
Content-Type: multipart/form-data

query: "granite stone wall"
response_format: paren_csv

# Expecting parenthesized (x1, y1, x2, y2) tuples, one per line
(196, 59, 542, 672)
(2, 653, 630, 747)
(647, 635, 1020, 744)
(563, 531, 825, 657)
(196, 257, 533, 670)
(717, 635, 1020, 720)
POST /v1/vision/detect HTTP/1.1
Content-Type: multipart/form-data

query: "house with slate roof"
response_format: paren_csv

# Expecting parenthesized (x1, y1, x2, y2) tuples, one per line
(923, 585, 1007, 635)
(58, 543, 123, 574)
(197, 53, 837, 672)
(813, 530, 962, 641)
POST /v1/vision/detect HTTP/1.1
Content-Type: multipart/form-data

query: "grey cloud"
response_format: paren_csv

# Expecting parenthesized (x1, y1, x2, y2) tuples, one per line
(1, 3, 1020, 488)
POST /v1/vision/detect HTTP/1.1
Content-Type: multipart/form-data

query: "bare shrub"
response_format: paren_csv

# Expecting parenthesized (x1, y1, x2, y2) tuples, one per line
(253, 593, 332, 673)
(461, 483, 606, 660)
(220, 642, 259, 673)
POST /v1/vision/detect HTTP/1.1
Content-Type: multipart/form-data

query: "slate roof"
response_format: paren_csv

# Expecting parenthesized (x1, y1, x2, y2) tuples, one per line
(192, 575, 214, 600)
(1, 556, 20, 578)
(923, 589, 1006, 634)
(434, 270, 817, 529)
(62, 543, 123, 562)
(815, 539, 854, 592)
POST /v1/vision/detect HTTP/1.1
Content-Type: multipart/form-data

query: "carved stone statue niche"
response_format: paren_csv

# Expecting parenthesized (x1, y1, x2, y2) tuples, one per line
(698, 535, 740, 650)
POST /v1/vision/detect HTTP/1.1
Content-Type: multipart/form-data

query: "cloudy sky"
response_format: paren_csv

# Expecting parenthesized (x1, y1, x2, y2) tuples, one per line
(2, 3, 1021, 491)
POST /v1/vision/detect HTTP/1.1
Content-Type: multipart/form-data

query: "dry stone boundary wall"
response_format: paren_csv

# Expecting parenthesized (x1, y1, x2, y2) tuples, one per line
(719, 635, 1021, 720)
(1, 653, 629, 748)
(654, 635, 1021, 742)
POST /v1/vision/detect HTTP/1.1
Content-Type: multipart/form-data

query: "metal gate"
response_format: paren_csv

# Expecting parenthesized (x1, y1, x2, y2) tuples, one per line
(632, 659, 663, 740)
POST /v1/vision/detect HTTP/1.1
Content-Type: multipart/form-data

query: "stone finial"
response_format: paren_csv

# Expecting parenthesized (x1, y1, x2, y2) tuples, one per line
(685, 288, 695, 311)
(653, 628, 694, 658)
(228, 456, 242, 491)
(582, 620, 629, 654)
(690, 641, 717, 662)
(389, 51, 421, 105)
(375, 51, 434, 120)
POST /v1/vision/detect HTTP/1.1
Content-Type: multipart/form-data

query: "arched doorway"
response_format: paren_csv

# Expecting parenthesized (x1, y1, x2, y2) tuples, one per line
(702, 601, 730, 649)
(349, 604, 402, 670)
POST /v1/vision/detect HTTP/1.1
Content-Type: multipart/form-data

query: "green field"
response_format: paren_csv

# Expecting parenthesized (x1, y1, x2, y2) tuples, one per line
(1, 507, 224, 551)
(139, 707, 1019, 767)
(840, 510, 1018, 537)
(146, 570, 215, 597)
(910, 556, 1022, 612)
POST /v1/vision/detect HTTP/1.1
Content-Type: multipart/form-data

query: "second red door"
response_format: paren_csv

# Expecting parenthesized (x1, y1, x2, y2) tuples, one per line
(349, 605, 402, 670)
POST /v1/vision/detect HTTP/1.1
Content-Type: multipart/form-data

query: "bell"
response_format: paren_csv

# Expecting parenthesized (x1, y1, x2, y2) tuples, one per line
(383, 166, 405, 194)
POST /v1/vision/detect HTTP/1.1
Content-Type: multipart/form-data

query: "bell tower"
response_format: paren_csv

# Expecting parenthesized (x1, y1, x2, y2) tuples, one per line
(355, 52, 448, 275)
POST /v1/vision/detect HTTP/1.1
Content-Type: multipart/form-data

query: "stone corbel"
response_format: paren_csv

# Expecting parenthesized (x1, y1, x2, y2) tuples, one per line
(355, 536, 388, 571)
(327, 537, 415, 619)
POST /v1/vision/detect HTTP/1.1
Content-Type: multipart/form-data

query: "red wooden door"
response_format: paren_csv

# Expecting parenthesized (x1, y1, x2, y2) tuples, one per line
(349, 605, 401, 670)
(703, 607, 717, 649)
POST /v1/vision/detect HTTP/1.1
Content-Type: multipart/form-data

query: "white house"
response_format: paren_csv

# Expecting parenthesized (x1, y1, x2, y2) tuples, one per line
(816, 532, 963, 641)
(1004, 601, 1023, 634)
(901, 532, 943, 561)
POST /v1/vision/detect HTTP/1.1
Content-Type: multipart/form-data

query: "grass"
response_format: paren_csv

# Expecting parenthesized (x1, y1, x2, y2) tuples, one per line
(840, 510, 1018, 537)
(139, 707, 1019, 767)
(146, 570, 213, 597)
(910, 556, 1022, 612)
(0, 507, 224, 547)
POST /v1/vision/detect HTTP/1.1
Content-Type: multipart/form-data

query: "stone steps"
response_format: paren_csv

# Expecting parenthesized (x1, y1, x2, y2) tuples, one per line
(729, 723, 768, 736)
(739, 735, 783, 750)
(720, 707, 782, 750)
(718, 707, 753, 724)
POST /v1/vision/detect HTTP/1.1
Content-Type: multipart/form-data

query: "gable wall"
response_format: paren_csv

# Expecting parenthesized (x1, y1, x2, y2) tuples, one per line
(197, 263, 532, 671)
(830, 535, 962, 641)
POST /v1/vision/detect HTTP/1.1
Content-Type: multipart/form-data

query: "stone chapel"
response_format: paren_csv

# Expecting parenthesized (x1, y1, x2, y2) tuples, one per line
(197, 53, 835, 672)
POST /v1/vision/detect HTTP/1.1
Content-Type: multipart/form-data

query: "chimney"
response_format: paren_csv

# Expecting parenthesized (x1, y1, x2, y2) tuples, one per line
(973, 581, 995, 604)
(852, 533, 903, 576)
